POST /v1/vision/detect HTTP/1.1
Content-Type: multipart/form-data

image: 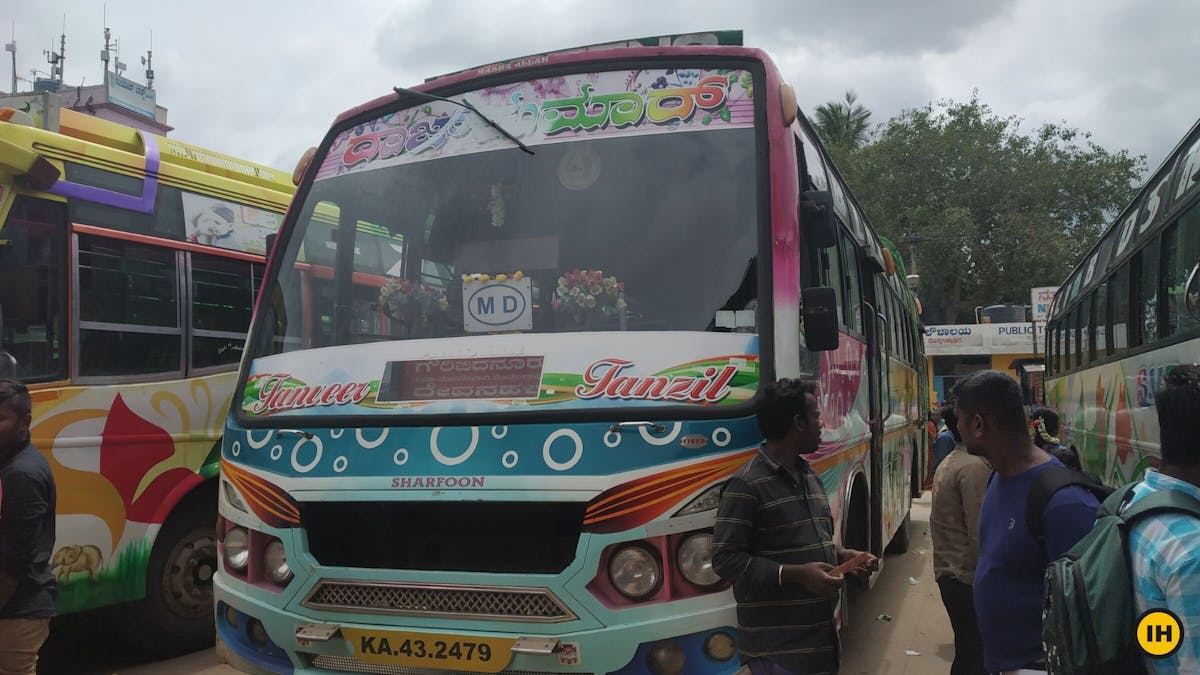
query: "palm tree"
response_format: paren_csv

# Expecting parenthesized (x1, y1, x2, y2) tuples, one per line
(813, 90, 873, 152)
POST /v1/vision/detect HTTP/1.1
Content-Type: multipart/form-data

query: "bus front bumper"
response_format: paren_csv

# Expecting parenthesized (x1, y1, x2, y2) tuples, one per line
(216, 575, 742, 675)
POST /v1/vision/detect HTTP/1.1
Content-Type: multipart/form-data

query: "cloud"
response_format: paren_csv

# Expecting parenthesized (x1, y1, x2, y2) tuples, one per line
(7, 0, 1198, 175)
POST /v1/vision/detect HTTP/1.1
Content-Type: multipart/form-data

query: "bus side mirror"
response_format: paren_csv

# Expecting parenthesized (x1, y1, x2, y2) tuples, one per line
(1186, 262, 1200, 321)
(802, 286, 840, 351)
(800, 190, 836, 249)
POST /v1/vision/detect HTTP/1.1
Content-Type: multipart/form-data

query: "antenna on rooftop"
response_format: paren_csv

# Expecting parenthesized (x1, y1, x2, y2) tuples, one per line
(140, 30, 153, 89)
(44, 16, 66, 83)
(100, 24, 111, 85)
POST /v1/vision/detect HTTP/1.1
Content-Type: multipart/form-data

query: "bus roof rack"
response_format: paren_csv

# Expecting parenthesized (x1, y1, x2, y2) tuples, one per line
(424, 30, 744, 84)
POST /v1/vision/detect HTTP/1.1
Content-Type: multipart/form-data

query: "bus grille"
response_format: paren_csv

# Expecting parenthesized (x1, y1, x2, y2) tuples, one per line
(302, 580, 577, 622)
(309, 655, 589, 675)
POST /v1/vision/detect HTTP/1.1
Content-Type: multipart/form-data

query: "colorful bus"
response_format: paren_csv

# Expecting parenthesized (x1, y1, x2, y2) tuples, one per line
(0, 96, 294, 654)
(1044, 117, 1200, 486)
(216, 31, 926, 674)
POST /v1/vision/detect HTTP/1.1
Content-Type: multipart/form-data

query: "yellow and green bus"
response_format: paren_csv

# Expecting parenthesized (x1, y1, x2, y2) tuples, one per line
(0, 96, 293, 655)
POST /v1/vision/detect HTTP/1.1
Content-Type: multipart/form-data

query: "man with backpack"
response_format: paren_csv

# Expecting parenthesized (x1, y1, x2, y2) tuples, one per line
(1045, 365, 1200, 674)
(952, 371, 1101, 675)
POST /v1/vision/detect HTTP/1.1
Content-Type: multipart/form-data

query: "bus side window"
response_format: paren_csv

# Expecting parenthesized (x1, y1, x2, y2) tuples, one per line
(1162, 205, 1200, 337)
(1134, 235, 1162, 345)
(823, 244, 845, 329)
(190, 253, 258, 370)
(1110, 264, 1130, 356)
(1064, 308, 1075, 369)
(77, 234, 182, 378)
(1051, 321, 1058, 373)
(0, 196, 69, 382)
(795, 126, 830, 192)
(840, 232, 863, 334)
(1080, 293, 1092, 367)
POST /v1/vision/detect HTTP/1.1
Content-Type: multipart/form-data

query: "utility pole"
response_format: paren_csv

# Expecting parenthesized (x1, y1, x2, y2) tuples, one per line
(902, 232, 923, 275)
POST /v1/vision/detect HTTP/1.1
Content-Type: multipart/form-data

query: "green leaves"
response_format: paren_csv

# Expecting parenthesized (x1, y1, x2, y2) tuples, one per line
(834, 94, 1144, 322)
(813, 90, 873, 153)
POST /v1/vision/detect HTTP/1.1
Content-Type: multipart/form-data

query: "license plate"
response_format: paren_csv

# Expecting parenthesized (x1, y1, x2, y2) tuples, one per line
(341, 628, 516, 672)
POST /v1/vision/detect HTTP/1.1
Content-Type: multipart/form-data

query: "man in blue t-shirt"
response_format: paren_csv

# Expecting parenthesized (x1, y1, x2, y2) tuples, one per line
(952, 371, 1099, 675)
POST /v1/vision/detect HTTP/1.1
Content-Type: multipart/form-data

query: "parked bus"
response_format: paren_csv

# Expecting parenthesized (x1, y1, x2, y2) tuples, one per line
(1044, 117, 1200, 486)
(0, 97, 294, 654)
(217, 31, 926, 674)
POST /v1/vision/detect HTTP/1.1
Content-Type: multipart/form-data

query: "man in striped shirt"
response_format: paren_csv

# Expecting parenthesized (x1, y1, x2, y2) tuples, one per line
(1126, 364, 1200, 674)
(713, 378, 877, 675)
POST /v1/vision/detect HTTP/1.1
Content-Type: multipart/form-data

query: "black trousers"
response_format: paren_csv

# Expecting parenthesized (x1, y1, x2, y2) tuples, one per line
(937, 576, 987, 675)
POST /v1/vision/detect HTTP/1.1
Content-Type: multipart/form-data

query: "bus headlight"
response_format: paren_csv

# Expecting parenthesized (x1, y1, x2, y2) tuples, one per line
(224, 526, 249, 571)
(263, 539, 292, 584)
(677, 533, 721, 587)
(608, 545, 661, 600)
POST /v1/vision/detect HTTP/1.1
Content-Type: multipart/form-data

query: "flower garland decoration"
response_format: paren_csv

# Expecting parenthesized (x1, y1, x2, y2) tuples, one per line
(1032, 417, 1061, 446)
(551, 269, 625, 323)
(379, 278, 448, 320)
(461, 271, 525, 283)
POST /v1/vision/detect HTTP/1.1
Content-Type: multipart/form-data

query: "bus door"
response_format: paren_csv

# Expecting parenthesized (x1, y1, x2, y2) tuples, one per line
(858, 250, 893, 561)
(862, 299, 888, 557)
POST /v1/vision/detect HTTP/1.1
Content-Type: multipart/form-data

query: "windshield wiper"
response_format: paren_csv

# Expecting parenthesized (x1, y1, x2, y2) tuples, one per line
(393, 86, 535, 155)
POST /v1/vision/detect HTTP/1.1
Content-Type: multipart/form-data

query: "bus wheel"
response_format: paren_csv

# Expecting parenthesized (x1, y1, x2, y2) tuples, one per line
(124, 498, 218, 657)
(885, 512, 911, 554)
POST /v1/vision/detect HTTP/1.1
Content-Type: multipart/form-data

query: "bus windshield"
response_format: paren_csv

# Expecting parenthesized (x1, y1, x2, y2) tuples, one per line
(245, 67, 762, 419)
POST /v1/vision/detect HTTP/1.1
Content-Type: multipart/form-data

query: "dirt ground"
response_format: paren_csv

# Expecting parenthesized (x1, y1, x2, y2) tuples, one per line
(840, 493, 956, 674)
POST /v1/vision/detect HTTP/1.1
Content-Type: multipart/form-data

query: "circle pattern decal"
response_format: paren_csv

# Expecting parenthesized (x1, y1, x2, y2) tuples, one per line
(356, 429, 389, 449)
(543, 429, 584, 472)
(291, 436, 324, 474)
(430, 427, 479, 466)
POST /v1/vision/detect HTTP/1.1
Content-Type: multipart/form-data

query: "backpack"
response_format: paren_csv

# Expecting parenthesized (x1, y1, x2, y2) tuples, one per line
(1042, 484, 1200, 674)
(1026, 464, 1115, 542)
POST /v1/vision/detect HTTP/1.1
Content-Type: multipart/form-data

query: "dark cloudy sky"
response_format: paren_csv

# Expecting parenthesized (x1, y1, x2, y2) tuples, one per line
(9, 1, 1199, 178)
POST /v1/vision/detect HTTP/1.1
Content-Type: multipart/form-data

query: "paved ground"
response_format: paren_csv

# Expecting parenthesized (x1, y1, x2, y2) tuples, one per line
(41, 495, 953, 675)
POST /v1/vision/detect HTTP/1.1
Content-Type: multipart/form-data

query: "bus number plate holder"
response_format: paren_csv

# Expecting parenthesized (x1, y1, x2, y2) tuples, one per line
(296, 623, 342, 643)
(512, 637, 560, 655)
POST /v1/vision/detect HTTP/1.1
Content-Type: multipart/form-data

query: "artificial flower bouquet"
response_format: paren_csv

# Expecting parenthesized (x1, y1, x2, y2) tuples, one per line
(379, 277, 449, 320)
(551, 269, 626, 325)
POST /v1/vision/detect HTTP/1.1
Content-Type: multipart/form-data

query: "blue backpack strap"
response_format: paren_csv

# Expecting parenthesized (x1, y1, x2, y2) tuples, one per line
(1026, 465, 1111, 542)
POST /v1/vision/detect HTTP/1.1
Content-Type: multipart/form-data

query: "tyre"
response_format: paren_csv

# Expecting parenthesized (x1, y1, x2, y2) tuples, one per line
(885, 512, 911, 554)
(122, 494, 218, 657)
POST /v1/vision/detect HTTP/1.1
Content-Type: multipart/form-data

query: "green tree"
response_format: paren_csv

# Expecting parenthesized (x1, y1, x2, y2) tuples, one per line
(846, 95, 1144, 323)
(813, 90, 873, 158)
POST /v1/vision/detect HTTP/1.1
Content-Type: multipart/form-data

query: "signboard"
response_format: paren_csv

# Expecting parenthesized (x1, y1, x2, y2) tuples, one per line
(107, 73, 157, 119)
(1031, 286, 1058, 322)
(924, 322, 1039, 356)
(463, 277, 533, 332)
(377, 356, 545, 402)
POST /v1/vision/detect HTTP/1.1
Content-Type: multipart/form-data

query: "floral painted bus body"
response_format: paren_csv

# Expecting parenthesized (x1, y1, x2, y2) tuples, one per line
(0, 97, 293, 654)
(217, 32, 926, 675)
(1044, 118, 1200, 485)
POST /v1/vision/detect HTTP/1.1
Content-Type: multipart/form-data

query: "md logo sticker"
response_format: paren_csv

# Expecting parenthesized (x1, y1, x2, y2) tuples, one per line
(464, 277, 533, 332)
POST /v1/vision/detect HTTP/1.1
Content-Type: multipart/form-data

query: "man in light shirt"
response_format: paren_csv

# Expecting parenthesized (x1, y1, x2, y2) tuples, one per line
(1125, 364, 1200, 674)
(931, 403, 990, 675)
